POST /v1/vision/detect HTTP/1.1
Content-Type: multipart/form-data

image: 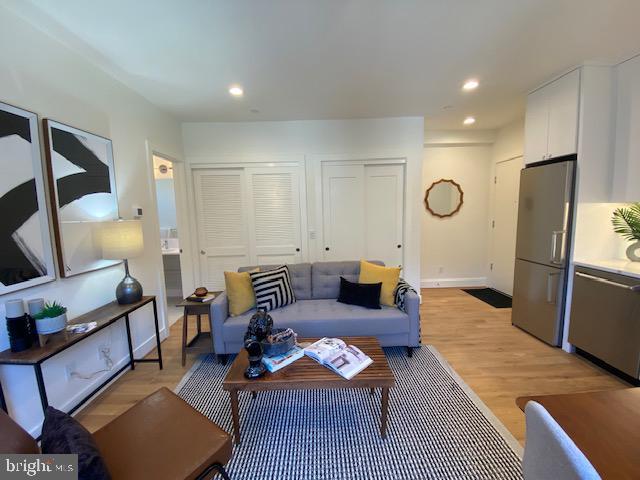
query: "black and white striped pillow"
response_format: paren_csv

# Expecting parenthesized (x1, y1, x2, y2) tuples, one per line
(250, 265, 296, 312)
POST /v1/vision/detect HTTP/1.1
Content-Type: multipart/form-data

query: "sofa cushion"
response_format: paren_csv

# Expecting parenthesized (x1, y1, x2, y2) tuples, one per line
(239, 263, 311, 300)
(224, 270, 257, 316)
(41, 406, 111, 480)
(311, 260, 383, 299)
(359, 260, 401, 307)
(222, 299, 408, 344)
(250, 265, 296, 311)
(337, 277, 381, 309)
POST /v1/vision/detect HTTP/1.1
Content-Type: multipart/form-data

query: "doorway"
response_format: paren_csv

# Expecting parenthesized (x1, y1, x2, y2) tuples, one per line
(489, 156, 523, 295)
(153, 154, 183, 323)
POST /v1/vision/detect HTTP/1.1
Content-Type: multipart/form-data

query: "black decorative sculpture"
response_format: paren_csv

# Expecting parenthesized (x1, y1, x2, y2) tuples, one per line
(243, 309, 273, 379)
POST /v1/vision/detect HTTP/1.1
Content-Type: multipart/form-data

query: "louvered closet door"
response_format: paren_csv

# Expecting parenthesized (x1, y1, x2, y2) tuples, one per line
(365, 164, 404, 268)
(246, 167, 303, 265)
(193, 169, 250, 291)
(322, 164, 366, 261)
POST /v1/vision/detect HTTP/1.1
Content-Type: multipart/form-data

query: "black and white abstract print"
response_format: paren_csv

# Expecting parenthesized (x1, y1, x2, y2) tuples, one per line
(44, 120, 119, 277)
(0, 102, 55, 294)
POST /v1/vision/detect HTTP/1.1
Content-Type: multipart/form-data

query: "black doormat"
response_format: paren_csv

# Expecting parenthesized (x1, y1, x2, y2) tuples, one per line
(462, 288, 512, 308)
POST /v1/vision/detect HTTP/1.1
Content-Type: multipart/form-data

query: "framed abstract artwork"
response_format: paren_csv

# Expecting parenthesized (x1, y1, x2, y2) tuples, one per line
(43, 119, 121, 277)
(0, 102, 56, 294)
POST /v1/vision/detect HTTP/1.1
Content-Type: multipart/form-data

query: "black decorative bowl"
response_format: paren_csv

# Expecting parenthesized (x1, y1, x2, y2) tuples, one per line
(261, 328, 296, 357)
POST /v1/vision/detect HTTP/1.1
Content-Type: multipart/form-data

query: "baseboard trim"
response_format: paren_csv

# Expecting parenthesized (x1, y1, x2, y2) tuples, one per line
(421, 277, 487, 288)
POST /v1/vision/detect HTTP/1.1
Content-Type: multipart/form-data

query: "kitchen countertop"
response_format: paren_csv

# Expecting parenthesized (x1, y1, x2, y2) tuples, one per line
(573, 259, 640, 280)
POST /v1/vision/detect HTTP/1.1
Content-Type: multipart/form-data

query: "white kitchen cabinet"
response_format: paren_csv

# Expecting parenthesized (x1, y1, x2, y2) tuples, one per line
(524, 87, 549, 164)
(524, 69, 580, 165)
(547, 70, 580, 158)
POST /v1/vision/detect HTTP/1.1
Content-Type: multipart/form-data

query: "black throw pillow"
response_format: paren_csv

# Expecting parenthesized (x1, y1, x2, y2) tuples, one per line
(337, 276, 382, 309)
(41, 406, 111, 480)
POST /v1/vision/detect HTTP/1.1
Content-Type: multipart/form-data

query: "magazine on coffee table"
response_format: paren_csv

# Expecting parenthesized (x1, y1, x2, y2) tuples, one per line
(262, 345, 305, 373)
(304, 338, 373, 380)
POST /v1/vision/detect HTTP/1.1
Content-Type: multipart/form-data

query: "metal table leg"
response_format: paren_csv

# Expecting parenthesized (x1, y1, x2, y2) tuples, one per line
(34, 364, 49, 413)
(182, 306, 188, 366)
(0, 379, 7, 413)
(152, 298, 163, 370)
(124, 314, 135, 370)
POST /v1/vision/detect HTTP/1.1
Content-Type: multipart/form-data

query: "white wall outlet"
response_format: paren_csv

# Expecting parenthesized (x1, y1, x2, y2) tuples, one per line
(438, 266, 444, 273)
(132, 206, 143, 218)
(97, 344, 109, 360)
(65, 362, 77, 381)
(309, 229, 317, 240)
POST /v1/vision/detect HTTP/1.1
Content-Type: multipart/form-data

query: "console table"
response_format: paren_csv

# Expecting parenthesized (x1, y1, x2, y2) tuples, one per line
(0, 296, 162, 416)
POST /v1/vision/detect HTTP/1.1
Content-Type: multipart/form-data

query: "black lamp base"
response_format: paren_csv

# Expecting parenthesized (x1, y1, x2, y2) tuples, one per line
(116, 259, 143, 305)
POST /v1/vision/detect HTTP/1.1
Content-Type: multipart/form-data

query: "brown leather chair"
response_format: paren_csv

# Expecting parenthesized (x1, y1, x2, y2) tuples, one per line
(0, 387, 232, 480)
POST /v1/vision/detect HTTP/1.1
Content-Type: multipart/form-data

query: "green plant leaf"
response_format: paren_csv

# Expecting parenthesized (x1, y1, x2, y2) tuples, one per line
(612, 202, 640, 242)
(34, 301, 67, 319)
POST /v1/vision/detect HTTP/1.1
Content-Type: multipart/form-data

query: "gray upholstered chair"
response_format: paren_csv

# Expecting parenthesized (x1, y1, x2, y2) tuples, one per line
(522, 401, 600, 480)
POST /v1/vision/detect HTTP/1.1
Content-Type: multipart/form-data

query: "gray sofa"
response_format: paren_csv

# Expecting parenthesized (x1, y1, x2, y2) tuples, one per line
(209, 261, 421, 358)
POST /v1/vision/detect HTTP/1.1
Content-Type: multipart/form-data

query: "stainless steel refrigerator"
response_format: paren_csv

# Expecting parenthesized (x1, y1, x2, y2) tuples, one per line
(512, 157, 576, 346)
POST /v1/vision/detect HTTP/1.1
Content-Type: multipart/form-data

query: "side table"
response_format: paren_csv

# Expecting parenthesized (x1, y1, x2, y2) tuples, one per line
(176, 296, 215, 366)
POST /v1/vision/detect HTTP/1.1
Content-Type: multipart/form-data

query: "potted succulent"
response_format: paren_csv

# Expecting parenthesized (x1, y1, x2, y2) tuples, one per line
(33, 301, 68, 334)
(612, 202, 640, 262)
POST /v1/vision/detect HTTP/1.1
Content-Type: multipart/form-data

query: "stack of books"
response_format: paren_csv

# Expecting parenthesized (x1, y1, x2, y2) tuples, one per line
(260, 337, 373, 380)
(262, 345, 305, 372)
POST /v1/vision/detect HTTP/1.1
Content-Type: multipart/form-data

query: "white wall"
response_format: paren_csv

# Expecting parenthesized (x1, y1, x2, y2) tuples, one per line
(613, 53, 640, 203)
(491, 119, 524, 163)
(421, 144, 492, 287)
(182, 117, 424, 289)
(0, 6, 183, 435)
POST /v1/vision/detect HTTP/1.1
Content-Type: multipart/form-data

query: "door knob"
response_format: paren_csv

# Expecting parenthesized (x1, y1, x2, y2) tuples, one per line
(397, 244, 402, 248)
(200, 250, 206, 255)
(325, 247, 330, 251)
(296, 248, 300, 252)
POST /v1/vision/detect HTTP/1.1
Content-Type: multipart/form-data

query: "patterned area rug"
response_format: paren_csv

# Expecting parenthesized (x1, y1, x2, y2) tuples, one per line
(176, 346, 523, 480)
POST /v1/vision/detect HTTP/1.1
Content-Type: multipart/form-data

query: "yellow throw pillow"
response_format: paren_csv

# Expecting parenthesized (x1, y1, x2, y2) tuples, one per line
(358, 260, 401, 307)
(224, 269, 258, 316)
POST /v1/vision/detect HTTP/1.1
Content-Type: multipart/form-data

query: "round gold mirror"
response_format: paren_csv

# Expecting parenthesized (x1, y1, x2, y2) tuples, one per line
(424, 179, 464, 218)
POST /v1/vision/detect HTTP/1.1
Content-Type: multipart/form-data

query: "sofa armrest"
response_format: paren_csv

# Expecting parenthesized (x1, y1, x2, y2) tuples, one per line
(403, 290, 421, 347)
(209, 293, 229, 354)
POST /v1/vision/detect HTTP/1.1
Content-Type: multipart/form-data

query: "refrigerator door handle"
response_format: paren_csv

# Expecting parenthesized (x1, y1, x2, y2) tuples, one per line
(550, 230, 565, 265)
(546, 272, 560, 304)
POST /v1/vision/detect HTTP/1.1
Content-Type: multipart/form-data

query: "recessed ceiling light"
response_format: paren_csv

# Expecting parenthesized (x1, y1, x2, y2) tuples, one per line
(229, 85, 244, 97)
(463, 116, 476, 125)
(462, 79, 479, 91)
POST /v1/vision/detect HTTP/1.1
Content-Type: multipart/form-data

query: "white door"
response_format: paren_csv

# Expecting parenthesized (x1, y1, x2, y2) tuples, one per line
(322, 164, 366, 261)
(193, 169, 250, 290)
(365, 164, 404, 268)
(524, 86, 549, 165)
(546, 70, 579, 158)
(322, 162, 404, 266)
(489, 157, 523, 295)
(246, 166, 303, 265)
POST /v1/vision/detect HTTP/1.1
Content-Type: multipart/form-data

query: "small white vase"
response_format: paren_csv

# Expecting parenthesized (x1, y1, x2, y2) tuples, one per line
(36, 313, 67, 334)
(626, 241, 640, 262)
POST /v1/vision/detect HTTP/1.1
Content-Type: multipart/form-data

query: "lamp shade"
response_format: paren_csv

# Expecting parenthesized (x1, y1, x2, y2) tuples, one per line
(101, 220, 144, 260)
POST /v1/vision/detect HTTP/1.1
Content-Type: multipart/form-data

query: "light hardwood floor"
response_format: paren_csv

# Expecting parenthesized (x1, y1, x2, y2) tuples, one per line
(75, 288, 627, 443)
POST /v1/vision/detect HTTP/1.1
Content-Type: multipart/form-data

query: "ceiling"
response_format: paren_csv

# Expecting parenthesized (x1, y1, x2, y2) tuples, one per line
(10, 0, 640, 129)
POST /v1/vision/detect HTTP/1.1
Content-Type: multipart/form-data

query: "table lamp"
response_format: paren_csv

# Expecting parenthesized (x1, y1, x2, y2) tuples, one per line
(101, 220, 144, 304)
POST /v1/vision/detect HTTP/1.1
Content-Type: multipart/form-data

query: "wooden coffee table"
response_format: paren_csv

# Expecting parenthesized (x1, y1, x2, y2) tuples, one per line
(222, 336, 394, 445)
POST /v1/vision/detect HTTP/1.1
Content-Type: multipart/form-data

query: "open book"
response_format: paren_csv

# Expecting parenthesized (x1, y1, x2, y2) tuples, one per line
(304, 338, 373, 380)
